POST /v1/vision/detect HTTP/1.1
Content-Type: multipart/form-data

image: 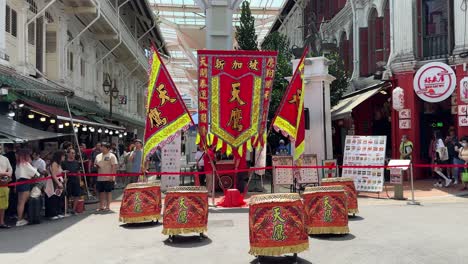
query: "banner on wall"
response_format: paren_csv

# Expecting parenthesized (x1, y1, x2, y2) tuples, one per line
(196, 50, 278, 157)
(342, 135, 387, 192)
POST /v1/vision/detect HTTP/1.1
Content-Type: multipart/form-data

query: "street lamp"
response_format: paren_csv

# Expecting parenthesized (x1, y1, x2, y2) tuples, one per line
(102, 73, 119, 120)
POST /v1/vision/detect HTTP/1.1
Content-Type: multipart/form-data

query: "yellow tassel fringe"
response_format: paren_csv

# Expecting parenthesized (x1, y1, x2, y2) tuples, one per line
(249, 242, 309, 256)
(119, 214, 161, 224)
(348, 208, 359, 214)
(307, 226, 349, 235)
(162, 227, 208, 236)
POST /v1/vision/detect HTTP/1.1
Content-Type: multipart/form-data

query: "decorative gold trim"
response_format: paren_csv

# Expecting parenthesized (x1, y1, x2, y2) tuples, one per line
(322, 177, 354, 183)
(162, 227, 208, 236)
(249, 242, 309, 256)
(307, 226, 349, 235)
(146, 53, 161, 109)
(166, 186, 208, 193)
(119, 214, 161, 224)
(125, 181, 161, 189)
(250, 193, 301, 205)
(303, 186, 345, 194)
(348, 208, 359, 214)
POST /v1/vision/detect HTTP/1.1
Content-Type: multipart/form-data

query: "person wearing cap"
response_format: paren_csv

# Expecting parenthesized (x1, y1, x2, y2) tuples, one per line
(276, 139, 289, 156)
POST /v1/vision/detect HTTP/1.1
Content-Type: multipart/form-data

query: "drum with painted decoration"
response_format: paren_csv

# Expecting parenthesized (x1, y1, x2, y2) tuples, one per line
(321, 177, 359, 215)
(119, 181, 162, 224)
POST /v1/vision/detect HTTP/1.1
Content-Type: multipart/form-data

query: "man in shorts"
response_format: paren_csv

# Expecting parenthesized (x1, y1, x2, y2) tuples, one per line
(0, 146, 13, 228)
(94, 142, 118, 212)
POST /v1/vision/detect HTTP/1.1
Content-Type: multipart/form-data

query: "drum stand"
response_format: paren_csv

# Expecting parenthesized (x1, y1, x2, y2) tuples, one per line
(256, 253, 298, 264)
(168, 233, 208, 243)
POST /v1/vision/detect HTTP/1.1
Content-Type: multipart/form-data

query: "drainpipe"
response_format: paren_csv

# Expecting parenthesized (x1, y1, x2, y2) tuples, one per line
(64, 0, 101, 77)
(25, 0, 58, 73)
(95, 0, 131, 64)
(349, 0, 359, 80)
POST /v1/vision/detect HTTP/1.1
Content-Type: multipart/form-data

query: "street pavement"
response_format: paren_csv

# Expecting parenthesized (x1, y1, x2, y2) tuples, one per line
(1, 194, 468, 264)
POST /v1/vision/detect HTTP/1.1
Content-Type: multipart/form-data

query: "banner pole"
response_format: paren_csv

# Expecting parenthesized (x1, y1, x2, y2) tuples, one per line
(407, 162, 420, 206)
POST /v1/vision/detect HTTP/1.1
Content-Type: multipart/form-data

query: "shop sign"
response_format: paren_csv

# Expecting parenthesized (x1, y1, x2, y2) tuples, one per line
(399, 119, 411, 129)
(389, 168, 403, 185)
(398, 109, 411, 119)
(461, 77, 468, 103)
(459, 116, 468, 127)
(458, 105, 468, 116)
(413, 62, 456, 103)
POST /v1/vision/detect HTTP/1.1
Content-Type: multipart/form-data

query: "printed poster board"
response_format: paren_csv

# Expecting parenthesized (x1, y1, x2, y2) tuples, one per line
(322, 159, 338, 178)
(389, 168, 403, 184)
(161, 134, 182, 191)
(297, 154, 320, 184)
(342, 135, 387, 192)
(272, 156, 293, 192)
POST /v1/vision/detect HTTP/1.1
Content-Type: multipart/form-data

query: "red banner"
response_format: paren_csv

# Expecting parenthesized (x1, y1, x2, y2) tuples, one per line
(197, 50, 278, 157)
(143, 47, 192, 161)
(272, 48, 308, 161)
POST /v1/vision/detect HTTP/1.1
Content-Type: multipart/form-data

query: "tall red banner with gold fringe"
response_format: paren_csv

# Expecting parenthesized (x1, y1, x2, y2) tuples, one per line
(143, 48, 192, 161)
(197, 50, 278, 157)
(272, 48, 308, 161)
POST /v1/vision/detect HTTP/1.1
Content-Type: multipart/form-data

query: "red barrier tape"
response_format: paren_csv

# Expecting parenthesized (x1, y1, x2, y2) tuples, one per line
(4, 163, 468, 187)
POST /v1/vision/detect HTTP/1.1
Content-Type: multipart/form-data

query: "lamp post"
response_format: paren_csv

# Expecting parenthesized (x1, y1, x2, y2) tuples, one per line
(102, 73, 119, 121)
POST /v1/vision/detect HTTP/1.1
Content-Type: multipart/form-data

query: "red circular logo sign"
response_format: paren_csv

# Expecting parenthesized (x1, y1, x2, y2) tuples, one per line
(413, 62, 456, 103)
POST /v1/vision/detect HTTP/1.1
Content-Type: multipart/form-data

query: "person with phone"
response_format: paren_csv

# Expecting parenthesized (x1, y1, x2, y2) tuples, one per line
(0, 146, 12, 228)
(94, 142, 118, 212)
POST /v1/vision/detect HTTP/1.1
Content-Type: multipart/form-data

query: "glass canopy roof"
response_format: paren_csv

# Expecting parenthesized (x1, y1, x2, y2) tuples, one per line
(150, 0, 286, 106)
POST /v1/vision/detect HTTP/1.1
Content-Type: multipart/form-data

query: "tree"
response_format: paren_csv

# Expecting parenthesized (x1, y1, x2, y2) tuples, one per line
(235, 1, 258, 50)
(325, 52, 348, 107)
(261, 32, 293, 152)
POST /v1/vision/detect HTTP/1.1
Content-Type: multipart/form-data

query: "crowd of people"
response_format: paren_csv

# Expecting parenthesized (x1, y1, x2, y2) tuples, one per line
(0, 138, 161, 229)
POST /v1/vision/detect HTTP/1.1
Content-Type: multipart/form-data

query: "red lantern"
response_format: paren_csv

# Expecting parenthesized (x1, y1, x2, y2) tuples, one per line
(392, 87, 405, 111)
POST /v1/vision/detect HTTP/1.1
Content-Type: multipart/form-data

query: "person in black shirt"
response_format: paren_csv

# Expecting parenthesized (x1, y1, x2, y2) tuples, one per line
(62, 149, 82, 214)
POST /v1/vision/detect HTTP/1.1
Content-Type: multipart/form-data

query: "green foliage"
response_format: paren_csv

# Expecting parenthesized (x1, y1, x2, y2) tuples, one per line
(324, 52, 349, 107)
(235, 1, 258, 50)
(261, 32, 293, 151)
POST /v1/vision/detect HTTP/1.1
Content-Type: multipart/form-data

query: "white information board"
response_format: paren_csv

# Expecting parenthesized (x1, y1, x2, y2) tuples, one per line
(342, 135, 387, 192)
(161, 134, 181, 191)
(272, 156, 293, 185)
(297, 154, 320, 184)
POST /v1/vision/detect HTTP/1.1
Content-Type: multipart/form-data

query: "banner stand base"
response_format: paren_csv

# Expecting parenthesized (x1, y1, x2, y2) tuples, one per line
(407, 201, 421, 206)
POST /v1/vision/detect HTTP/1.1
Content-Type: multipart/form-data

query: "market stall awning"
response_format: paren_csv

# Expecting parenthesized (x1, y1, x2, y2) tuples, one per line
(88, 115, 126, 131)
(331, 85, 386, 121)
(0, 115, 69, 143)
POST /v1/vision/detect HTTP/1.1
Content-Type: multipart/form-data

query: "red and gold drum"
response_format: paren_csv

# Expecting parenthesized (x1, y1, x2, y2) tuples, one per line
(303, 186, 349, 235)
(162, 186, 209, 236)
(119, 181, 162, 224)
(249, 193, 309, 257)
(321, 177, 359, 215)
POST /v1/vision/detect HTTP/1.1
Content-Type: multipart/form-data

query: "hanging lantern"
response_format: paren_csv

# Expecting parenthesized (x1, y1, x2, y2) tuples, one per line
(392, 87, 405, 111)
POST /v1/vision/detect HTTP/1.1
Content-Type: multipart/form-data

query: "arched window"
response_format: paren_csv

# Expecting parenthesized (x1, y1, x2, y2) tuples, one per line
(367, 8, 383, 75)
(421, 0, 453, 59)
(26, 0, 38, 14)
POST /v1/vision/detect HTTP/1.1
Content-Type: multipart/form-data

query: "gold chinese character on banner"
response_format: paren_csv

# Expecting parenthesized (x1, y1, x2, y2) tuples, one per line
(229, 82, 246, 105)
(264, 90, 270, 98)
(272, 207, 287, 241)
(265, 80, 272, 89)
(267, 58, 275, 68)
(227, 108, 243, 131)
(199, 101, 207, 111)
(156, 84, 177, 106)
(200, 57, 208, 67)
(323, 196, 333, 222)
(248, 59, 259, 71)
(232, 60, 243, 70)
(148, 108, 167, 128)
(215, 58, 225, 70)
(200, 113, 207, 123)
(199, 79, 208, 88)
(200, 90, 208, 99)
(266, 69, 274, 78)
(288, 89, 302, 107)
(200, 68, 208, 78)
(177, 198, 188, 224)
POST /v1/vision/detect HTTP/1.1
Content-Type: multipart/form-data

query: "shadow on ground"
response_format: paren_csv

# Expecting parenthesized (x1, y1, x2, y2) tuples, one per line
(250, 255, 313, 264)
(309, 233, 356, 241)
(163, 235, 212, 248)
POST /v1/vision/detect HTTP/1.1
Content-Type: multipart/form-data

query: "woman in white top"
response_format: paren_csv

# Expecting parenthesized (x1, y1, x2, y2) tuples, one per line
(15, 149, 40, 226)
(432, 131, 451, 187)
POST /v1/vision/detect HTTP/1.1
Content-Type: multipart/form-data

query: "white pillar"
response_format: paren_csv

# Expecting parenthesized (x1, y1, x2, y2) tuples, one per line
(17, 4, 29, 72)
(292, 57, 335, 168)
(57, 15, 68, 81)
(453, 0, 468, 57)
(391, 0, 416, 62)
(0, 0, 7, 65)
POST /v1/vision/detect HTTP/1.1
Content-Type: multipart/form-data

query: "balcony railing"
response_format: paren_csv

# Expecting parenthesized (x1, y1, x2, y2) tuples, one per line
(423, 34, 449, 60)
(101, 0, 149, 68)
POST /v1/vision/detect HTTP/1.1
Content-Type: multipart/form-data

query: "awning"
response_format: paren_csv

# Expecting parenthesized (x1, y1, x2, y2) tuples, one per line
(88, 115, 125, 131)
(331, 84, 387, 121)
(111, 112, 145, 128)
(0, 115, 69, 143)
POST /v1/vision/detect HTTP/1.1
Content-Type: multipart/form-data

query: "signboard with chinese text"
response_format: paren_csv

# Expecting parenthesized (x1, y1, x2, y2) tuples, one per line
(272, 155, 293, 188)
(297, 154, 319, 184)
(398, 109, 411, 119)
(460, 77, 468, 103)
(458, 105, 468, 116)
(459, 116, 468, 127)
(161, 134, 181, 191)
(399, 119, 411, 129)
(413, 62, 456, 103)
(342, 135, 387, 192)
